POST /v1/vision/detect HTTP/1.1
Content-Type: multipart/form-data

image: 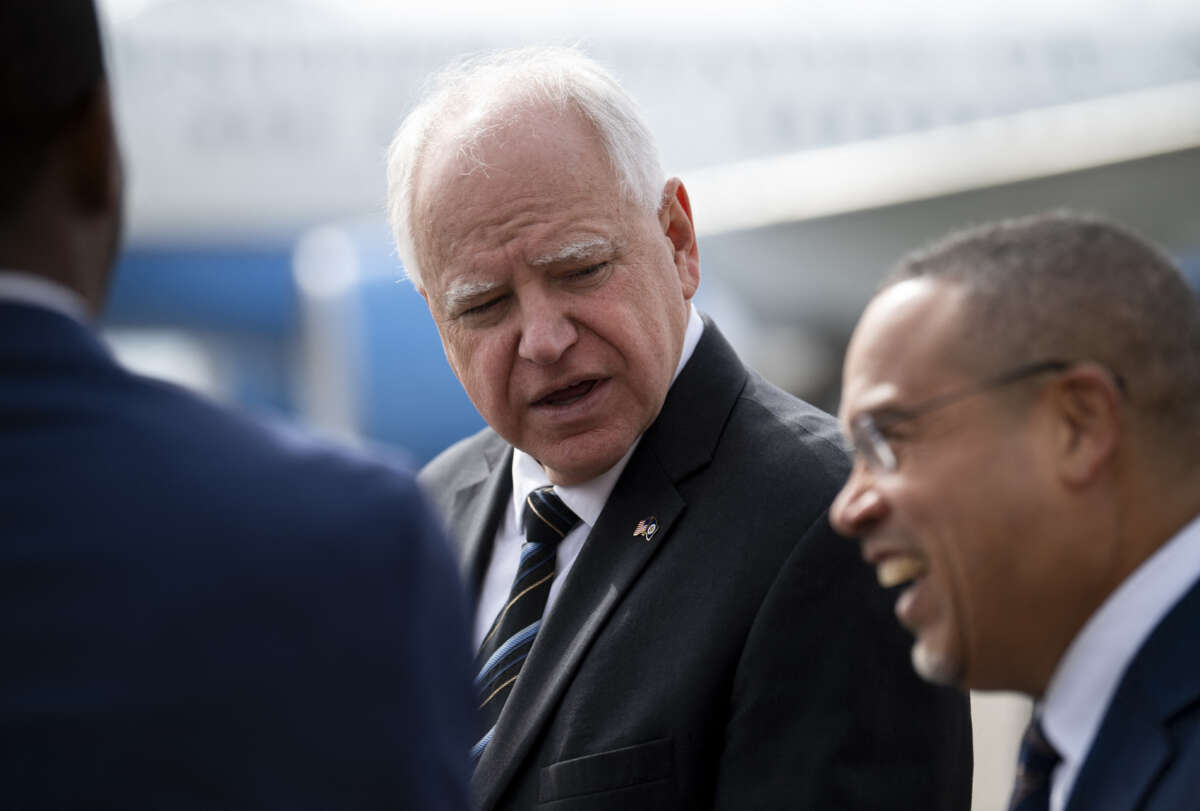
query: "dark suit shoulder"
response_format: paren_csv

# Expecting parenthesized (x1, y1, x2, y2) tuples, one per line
(420, 424, 506, 487)
(1067, 573, 1200, 810)
(735, 369, 852, 485)
(111, 368, 433, 537)
(683, 369, 972, 810)
(1, 321, 474, 809)
(419, 424, 508, 514)
(687, 367, 852, 545)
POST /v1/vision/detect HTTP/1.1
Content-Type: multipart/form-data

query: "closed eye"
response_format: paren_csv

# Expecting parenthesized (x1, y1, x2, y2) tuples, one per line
(871, 416, 912, 442)
(871, 407, 919, 432)
(562, 261, 611, 285)
(460, 294, 508, 318)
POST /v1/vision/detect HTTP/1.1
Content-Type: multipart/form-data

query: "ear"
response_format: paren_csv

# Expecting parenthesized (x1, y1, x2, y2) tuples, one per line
(658, 178, 700, 301)
(1048, 364, 1122, 487)
(67, 82, 122, 216)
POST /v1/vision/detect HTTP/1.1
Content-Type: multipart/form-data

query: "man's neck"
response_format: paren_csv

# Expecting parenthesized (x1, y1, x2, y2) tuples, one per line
(1118, 446, 1200, 585)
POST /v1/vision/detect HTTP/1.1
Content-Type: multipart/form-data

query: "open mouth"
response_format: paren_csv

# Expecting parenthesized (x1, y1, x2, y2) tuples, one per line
(535, 379, 599, 408)
(876, 555, 926, 589)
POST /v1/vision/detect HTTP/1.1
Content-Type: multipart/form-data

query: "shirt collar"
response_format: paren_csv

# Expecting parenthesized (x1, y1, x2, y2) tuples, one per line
(0, 270, 90, 323)
(509, 303, 704, 528)
(1040, 510, 1200, 800)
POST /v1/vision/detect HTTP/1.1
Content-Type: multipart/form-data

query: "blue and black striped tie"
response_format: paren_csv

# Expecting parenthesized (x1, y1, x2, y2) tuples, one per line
(471, 486, 580, 764)
(1008, 718, 1061, 811)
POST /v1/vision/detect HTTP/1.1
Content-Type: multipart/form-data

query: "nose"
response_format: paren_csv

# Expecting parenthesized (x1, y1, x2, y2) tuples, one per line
(830, 464, 888, 538)
(517, 298, 578, 366)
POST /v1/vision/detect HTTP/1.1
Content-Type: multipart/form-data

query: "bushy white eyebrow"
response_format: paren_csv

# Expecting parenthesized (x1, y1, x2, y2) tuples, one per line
(528, 237, 614, 267)
(443, 278, 503, 312)
(440, 237, 616, 313)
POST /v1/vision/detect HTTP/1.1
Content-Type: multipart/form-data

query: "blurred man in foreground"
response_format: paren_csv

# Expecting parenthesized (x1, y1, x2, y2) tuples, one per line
(0, 2, 471, 807)
(832, 212, 1200, 811)
(387, 46, 972, 810)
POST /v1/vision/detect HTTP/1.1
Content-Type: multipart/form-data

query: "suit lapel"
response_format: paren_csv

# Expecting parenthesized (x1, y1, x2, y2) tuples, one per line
(447, 439, 513, 599)
(1064, 688, 1171, 811)
(472, 446, 685, 809)
(1066, 575, 1200, 810)
(471, 319, 748, 810)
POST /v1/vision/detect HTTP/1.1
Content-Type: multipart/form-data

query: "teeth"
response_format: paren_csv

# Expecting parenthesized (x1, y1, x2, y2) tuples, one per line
(877, 555, 925, 588)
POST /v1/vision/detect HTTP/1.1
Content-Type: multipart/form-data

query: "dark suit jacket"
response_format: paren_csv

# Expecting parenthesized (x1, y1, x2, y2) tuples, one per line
(421, 319, 973, 810)
(0, 302, 473, 809)
(1066, 572, 1200, 811)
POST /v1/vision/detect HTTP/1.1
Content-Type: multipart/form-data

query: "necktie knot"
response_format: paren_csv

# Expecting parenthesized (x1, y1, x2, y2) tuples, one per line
(1008, 718, 1062, 811)
(523, 486, 580, 547)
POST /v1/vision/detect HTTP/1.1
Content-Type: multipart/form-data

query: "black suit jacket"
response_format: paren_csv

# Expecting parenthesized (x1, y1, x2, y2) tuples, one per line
(1065, 572, 1200, 811)
(421, 319, 973, 810)
(0, 302, 473, 809)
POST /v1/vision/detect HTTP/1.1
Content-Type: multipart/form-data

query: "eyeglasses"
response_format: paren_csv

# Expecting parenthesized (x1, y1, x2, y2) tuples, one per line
(848, 359, 1126, 472)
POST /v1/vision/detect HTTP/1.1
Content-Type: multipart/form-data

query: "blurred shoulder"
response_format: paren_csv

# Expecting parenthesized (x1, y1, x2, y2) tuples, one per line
(118, 371, 433, 530)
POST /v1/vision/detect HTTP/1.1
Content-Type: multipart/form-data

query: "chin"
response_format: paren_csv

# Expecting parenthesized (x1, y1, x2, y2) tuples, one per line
(911, 640, 963, 687)
(545, 457, 617, 486)
(541, 437, 634, 484)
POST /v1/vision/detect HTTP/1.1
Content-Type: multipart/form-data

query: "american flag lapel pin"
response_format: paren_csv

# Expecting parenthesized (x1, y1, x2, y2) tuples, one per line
(633, 516, 658, 542)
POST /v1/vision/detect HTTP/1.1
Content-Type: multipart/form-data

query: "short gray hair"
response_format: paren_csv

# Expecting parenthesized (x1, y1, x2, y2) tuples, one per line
(885, 211, 1200, 442)
(385, 46, 665, 288)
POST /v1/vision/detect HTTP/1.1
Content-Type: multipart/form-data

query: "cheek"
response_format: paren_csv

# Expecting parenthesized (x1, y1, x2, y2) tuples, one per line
(445, 332, 506, 408)
(623, 272, 687, 364)
(926, 493, 991, 586)
(439, 329, 469, 384)
(930, 500, 1018, 662)
(900, 486, 978, 620)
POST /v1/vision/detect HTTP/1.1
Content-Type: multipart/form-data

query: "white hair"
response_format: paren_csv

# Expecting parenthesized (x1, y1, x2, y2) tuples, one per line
(385, 46, 666, 288)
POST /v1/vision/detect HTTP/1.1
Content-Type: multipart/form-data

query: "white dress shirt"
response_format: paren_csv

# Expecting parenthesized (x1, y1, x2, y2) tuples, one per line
(0, 270, 88, 322)
(1039, 511, 1200, 811)
(472, 304, 704, 648)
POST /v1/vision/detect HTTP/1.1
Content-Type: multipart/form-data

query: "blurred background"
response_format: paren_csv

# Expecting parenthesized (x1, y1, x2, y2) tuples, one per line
(95, 1, 1200, 807)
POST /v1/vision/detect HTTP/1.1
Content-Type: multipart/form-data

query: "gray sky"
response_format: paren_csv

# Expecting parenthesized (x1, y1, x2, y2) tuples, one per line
(98, 0, 1200, 35)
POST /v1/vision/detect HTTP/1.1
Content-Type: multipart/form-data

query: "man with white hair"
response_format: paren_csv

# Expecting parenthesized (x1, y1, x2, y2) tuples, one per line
(389, 47, 972, 810)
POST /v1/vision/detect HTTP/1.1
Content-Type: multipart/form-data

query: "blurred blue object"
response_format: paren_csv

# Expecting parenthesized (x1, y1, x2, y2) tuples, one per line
(100, 228, 483, 465)
(344, 222, 485, 463)
(106, 245, 297, 334)
(1183, 252, 1200, 294)
(104, 245, 297, 414)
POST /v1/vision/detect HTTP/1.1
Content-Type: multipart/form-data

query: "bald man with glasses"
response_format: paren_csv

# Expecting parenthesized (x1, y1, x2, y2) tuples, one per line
(848, 360, 1127, 473)
(831, 211, 1200, 811)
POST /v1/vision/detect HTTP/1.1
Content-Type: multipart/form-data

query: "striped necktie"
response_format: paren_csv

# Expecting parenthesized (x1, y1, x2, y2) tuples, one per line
(470, 486, 581, 764)
(1008, 718, 1062, 811)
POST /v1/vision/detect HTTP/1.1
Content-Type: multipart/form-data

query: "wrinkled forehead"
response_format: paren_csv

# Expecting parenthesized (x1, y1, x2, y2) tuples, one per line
(418, 96, 604, 192)
(840, 278, 974, 419)
(412, 105, 624, 276)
